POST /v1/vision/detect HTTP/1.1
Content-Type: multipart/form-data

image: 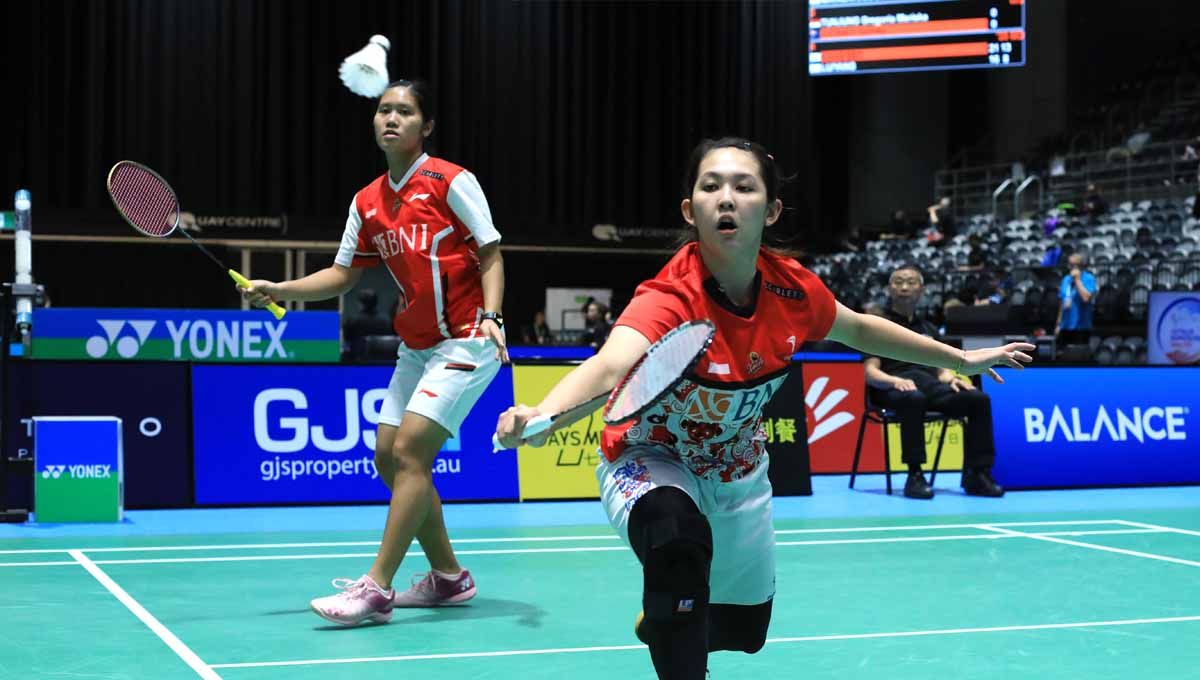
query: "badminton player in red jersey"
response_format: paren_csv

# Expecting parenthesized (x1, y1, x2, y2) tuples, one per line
(242, 80, 507, 626)
(495, 138, 1034, 678)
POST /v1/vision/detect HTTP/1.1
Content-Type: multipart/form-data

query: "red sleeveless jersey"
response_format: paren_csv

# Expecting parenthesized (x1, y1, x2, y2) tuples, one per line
(601, 243, 837, 481)
(335, 154, 501, 350)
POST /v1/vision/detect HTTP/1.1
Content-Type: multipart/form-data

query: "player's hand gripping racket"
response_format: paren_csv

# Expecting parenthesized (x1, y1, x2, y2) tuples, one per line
(492, 320, 716, 451)
(106, 161, 286, 320)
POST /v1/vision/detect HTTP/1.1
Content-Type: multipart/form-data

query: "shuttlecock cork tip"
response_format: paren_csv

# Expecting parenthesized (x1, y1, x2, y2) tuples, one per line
(369, 35, 391, 51)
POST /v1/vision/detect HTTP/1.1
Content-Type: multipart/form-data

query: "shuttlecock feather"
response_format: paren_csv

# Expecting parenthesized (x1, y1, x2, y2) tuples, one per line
(339, 35, 391, 98)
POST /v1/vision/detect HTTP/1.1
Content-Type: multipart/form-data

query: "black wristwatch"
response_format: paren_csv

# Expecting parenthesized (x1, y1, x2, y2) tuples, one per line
(481, 312, 504, 328)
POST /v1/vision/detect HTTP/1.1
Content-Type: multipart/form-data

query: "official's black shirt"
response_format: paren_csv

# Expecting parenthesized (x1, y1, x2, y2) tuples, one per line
(869, 306, 940, 379)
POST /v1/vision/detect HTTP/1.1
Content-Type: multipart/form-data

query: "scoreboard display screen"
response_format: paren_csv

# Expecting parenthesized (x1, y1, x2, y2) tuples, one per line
(809, 0, 1026, 76)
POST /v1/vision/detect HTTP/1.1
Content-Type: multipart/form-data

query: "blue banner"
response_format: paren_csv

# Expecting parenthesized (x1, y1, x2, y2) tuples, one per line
(5, 361, 192, 509)
(32, 308, 340, 362)
(987, 368, 1200, 488)
(193, 364, 517, 504)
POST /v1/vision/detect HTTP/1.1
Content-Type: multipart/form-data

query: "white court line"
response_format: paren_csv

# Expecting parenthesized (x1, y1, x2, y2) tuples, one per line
(777, 528, 1168, 547)
(774, 519, 1128, 535)
(209, 614, 1200, 669)
(975, 524, 1200, 568)
(1114, 519, 1200, 538)
(0, 519, 1133, 556)
(0, 529, 1167, 568)
(69, 550, 222, 679)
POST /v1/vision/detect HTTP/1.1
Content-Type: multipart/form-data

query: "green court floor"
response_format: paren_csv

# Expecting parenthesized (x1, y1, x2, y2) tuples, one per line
(2, 506, 1199, 679)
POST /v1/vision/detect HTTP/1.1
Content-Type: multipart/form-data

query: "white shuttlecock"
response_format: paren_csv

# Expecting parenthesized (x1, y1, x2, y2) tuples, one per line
(339, 35, 391, 98)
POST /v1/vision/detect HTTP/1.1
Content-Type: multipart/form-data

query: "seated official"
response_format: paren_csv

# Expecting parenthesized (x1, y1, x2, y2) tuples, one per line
(864, 265, 1005, 500)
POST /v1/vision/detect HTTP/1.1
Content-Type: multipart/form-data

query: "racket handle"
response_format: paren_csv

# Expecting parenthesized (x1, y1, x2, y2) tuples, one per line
(491, 413, 553, 453)
(228, 270, 286, 320)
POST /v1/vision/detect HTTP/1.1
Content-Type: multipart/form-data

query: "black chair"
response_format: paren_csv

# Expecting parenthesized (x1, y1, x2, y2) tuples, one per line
(363, 334, 402, 360)
(849, 393, 959, 495)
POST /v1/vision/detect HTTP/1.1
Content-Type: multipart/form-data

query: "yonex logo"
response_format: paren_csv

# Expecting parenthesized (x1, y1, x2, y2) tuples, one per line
(87, 320, 156, 358)
(40, 465, 112, 479)
(805, 376, 854, 444)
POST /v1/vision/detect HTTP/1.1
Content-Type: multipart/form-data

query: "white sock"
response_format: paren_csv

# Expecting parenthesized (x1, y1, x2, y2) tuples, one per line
(432, 568, 462, 579)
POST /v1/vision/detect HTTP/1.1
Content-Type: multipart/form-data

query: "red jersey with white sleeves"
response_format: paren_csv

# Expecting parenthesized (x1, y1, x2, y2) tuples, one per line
(600, 243, 837, 482)
(335, 154, 501, 350)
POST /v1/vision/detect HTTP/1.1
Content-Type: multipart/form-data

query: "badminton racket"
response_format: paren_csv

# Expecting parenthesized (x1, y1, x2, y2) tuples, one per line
(106, 160, 286, 320)
(493, 319, 715, 451)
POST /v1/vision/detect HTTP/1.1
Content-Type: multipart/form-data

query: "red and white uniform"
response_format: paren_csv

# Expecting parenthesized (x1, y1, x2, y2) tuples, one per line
(336, 153, 501, 350)
(601, 242, 837, 481)
(596, 243, 837, 606)
(336, 154, 502, 435)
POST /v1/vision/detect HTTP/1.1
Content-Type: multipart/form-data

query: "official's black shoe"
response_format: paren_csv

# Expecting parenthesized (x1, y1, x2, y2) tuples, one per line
(963, 468, 1005, 497)
(903, 470, 934, 499)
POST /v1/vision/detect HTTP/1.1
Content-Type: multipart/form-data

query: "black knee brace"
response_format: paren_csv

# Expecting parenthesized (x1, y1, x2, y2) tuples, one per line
(709, 600, 773, 654)
(628, 487, 713, 625)
(629, 487, 713, 680)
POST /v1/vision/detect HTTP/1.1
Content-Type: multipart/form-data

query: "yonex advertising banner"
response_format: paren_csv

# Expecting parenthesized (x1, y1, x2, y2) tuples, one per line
(31, 308, 340, 362)
(1147, 292, 1200, 365)
(987, 367, 1200, 488)
(33, 417, 123, 522)
(192, 364, 517, 504)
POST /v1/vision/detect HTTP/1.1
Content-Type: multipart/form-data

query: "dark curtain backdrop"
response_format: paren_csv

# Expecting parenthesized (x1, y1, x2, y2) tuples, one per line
(5, 0, 814, 247)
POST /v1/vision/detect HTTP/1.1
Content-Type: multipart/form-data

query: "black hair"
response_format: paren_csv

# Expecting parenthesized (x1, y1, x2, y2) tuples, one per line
(683, 137, 783, 203)
(891, 263, 925, 282)
(676, 137, 799, 255)
(381, 79, 436, 123)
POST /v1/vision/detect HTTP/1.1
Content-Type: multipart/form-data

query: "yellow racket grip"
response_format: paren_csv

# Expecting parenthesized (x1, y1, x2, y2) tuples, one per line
(228, 270, 286, 320)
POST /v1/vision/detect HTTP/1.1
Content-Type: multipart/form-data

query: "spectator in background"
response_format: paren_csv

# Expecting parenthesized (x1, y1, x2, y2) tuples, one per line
(521, 310, 553, 345)
(581, 298, 611, 349)
(957, 247, 987, 272)
(1194, 165, 1200, 220)
(343, 288, 394, 358)
(1106, 123, 1152, 162)
(1055, 253, 1097, 346)
(880, 209, 916, 240)
(838, 225, 865, 252)
(925, 196, 956, 245)
(1083, 183, 1108, 224)
(865, 265, 1005, 500)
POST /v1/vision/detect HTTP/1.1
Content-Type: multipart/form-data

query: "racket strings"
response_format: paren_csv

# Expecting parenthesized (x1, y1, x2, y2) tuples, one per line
(110, 164, 178, 237)
(606, 322, 714, 422)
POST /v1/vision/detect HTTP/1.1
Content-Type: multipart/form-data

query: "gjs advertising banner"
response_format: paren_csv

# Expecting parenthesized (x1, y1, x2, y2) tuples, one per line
(31, 308, 339, 362)
(192, 365, 517, 504)
(987, 367, 1199, 488)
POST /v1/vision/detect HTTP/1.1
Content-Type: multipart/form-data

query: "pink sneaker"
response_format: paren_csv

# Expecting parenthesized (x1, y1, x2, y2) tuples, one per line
(392, 569, 477, 607)
(309, 575, 395, 626)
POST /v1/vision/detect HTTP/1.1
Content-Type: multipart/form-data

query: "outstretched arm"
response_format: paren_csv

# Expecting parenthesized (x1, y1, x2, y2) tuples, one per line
(494, 325, 650, 448)
(825, 302, 1033, 383)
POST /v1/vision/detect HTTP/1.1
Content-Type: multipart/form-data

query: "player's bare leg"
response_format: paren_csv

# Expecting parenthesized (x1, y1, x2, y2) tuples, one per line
(373, 423, 462, 574)
(366, 412, 449, 587)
